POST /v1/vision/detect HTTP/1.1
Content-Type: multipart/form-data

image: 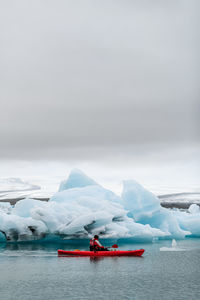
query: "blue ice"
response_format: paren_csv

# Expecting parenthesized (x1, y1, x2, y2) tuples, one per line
(0, 169, 199, 243)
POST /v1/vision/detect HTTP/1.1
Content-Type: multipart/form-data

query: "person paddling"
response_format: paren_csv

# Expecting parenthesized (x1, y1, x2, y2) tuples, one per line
(90, 235, 108, 251)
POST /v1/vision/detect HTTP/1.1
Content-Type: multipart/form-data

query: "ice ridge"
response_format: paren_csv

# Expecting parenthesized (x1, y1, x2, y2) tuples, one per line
(0, 169, 199, 243)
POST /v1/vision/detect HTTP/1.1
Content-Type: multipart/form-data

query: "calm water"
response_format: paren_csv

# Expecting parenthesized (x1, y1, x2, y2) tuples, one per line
(0, 239, 200, 300)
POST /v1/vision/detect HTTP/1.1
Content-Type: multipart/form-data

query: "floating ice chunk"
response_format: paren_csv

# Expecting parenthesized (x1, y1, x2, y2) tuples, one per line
(122, 180, 160, 220)
(122, 180, 189, 238)
(172, 239, 177, 247)
(160, 239, 185, 251)
(59, 169, 98, 191)
(188, 204, 200, 214)
(175, 209, 200, 237)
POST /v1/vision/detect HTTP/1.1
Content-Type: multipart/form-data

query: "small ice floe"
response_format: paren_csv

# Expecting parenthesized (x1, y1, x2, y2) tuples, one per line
(188, 204, 200, 214)
(160, 239, 185, 251)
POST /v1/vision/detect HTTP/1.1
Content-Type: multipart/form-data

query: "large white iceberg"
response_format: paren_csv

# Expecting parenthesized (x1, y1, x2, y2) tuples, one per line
(0, 169, 199, 243)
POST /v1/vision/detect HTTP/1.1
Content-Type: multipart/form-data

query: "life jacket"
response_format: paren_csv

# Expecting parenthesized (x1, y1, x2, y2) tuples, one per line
(90, 238, 95, 247)
(90, 238, 103, 249)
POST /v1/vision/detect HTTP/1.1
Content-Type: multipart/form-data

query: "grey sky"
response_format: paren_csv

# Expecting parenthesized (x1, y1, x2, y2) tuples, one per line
(0, 0, 199, 159)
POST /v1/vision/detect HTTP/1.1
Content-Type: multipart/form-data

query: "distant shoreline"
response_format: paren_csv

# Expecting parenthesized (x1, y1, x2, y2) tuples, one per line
(160, 202, 199, 209)
(0, 198, 49, 206)
(0, 197, 199, 209)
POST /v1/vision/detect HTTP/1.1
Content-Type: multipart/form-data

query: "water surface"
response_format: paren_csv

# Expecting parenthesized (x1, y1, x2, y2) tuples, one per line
(0, 239, 200, 300)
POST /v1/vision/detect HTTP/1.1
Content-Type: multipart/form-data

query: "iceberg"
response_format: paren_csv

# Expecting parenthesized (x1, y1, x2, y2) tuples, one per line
(0, 202, 12, 214)
(58, 169, 98, 191)
(0, 169, 199, 243)
(174, 206, 200, 237)
(122, 180, 189, 238)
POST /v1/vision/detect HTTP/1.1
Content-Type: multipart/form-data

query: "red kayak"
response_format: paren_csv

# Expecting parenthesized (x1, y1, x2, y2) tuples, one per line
(58, 249, 145, 257)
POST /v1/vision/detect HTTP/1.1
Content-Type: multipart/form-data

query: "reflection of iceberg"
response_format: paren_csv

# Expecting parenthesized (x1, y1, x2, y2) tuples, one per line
(0, 169, 199, 243)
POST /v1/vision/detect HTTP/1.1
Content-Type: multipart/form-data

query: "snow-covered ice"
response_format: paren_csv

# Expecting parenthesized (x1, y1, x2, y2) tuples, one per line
(0, 169, 199, 243)
(0, 178, 42, 201)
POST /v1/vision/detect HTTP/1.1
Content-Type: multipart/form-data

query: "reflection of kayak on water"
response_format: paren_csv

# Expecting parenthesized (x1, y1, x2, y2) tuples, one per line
(58, 249, 145, 257)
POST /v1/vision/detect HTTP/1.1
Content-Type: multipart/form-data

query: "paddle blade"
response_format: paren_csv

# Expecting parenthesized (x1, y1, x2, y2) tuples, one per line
(112, 244, 118, 248)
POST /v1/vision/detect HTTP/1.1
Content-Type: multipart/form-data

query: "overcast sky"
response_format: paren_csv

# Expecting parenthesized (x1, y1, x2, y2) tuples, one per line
(0, 0, 199, 159)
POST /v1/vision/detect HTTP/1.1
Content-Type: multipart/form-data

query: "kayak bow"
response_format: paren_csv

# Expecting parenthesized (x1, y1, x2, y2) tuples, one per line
(58, 249, 145, 257)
